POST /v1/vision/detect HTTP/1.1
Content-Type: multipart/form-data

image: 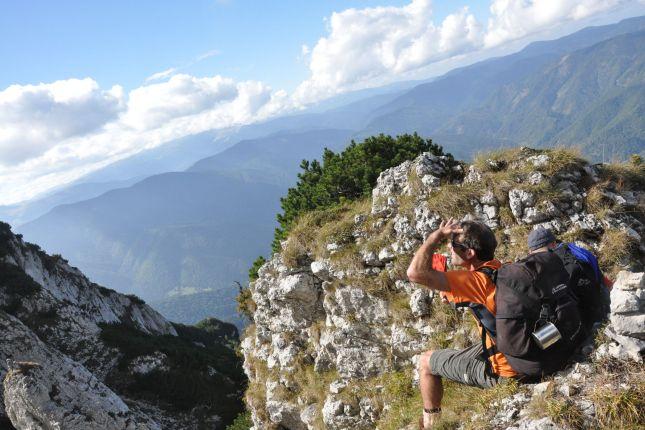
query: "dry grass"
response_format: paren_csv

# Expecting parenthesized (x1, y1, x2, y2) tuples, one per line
(425, 183, 481, 219)
(598, 162, 645, 191)
(597, 228, 639, 277)
(585, 182, 614, 215)
(362, 220, 396, 253)
(297, 366, 339, 406)
(344, 267, 394, 296)
(244, 356, 270, 424)
(559, 228, 588, 245)
(282, 199, 372, 267)
(388, 291, 414, 323)
(434, 378, 520, 430)
(422, 299, 477, 350)
(473, 147, 585, 177)
(390, 253, 413, 281)
(528, 395, 586, 430)
(494, 225, 532, 263)
(591, 379, 645, 429)
(542, 147, 586, 176)
(429, 147, 576, 224)
(473, 147, 524, 172)
(374, 369, 421, 430)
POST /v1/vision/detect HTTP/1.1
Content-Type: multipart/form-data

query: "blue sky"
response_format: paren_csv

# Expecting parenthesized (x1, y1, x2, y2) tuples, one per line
(0, 0, 643, 205)
(0, 1, 490, 92)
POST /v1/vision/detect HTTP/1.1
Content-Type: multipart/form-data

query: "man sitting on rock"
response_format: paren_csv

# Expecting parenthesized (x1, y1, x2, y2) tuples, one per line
(407, 219, 518, 429)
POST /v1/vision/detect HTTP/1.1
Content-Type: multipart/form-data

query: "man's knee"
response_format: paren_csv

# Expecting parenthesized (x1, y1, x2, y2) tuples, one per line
(418, 350, 434, 375)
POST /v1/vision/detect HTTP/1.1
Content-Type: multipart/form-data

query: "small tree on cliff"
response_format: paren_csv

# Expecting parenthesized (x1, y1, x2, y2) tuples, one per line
(270, 133, 453, 253)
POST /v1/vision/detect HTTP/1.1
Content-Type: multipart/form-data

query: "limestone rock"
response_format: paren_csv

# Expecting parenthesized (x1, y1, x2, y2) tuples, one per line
(610, 288, 641, 314)
(242, 151, 645, 430)
(322, 396, 377, 430)
(526, 154, 550, 168)
(1, 312, 158, 430)
(409, 288, 433, 318)
(614, 271, 644, 290)
(311, 261, 332, 281)
(129, 352, 169, 375)
(508, 189, 536, 222)
(506, 416, 558, 430)
(266, 400, 306, 430)
(464, 165, 482, 183)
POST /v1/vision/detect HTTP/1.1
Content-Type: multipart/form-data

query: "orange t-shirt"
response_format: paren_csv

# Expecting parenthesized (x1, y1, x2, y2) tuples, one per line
(443, 259, 518, 378)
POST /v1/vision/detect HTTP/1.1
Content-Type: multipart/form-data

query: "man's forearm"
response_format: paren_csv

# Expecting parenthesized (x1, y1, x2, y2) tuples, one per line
(407, 230, 449, 291)
(409, 231, 442, 273)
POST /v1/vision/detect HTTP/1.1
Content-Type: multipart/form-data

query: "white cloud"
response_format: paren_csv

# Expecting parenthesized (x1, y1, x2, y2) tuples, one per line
(484, 0, 626, 47)
(145, 50, 220, 84)
(0, 74, 290, 205)
(294, 0, 483, 103)
(294, 0, 633, 103)
(1, 0, 640, 205)
(124, 74, 239, 129)
(145, 68, 178, 82)
(0, 78, 124, 166)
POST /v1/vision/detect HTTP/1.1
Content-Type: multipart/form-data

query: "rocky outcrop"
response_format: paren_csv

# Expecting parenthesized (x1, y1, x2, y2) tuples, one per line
(242, 148, 645, 429)
(1, 311, 158, 430)
(0, 223, 244, 429)
(597, 271, 645, 362)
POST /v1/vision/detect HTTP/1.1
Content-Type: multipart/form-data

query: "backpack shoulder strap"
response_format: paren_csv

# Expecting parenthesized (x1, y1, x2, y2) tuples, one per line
(471, 267, 499, 359)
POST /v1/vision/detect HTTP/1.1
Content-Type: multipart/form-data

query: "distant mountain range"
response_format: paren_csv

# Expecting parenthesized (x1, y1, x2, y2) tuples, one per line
(358, 16, 645, 160)
(13, 16, 645, 327)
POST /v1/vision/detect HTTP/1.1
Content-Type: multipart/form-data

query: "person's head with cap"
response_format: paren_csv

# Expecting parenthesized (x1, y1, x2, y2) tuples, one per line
(527, 227, 557, 253)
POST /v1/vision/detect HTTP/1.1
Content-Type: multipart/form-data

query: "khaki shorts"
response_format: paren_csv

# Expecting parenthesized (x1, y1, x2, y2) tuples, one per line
(429, 344, 500, 388)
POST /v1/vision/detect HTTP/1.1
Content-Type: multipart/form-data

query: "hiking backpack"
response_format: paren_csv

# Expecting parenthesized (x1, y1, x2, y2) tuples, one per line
(474, 251, 586, 379)
(552, 243, 610, 330)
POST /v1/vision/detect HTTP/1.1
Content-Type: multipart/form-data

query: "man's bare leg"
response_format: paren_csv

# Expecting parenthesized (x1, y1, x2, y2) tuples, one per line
(418, 350, 443, 428)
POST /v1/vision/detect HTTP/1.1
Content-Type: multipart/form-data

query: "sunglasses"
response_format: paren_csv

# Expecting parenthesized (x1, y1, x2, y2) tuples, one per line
(450, 235, 469, 251)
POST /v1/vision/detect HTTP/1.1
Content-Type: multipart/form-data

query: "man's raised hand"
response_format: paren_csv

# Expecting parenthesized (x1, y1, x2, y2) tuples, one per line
(437, 218, 463, 240)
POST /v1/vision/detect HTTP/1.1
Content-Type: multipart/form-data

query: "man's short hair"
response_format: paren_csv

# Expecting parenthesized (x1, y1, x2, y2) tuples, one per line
(458, 221, 497, 261)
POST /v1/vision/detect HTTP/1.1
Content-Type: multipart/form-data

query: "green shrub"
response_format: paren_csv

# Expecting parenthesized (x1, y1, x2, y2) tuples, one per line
(0, 221, 14, 259)
(248, 256, 266, 282)
(99, 322, 246, 425)
(0, 262, 42, 306)
(272, 133, 454, 252)
(226, 411, 253, 430)
(124, 294, 146, 305)
(237, 286, 256, 321)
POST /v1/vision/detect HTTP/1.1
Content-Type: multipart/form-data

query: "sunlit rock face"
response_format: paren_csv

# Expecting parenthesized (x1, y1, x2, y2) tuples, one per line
(0, 223, 243, 429)
(242, 149, 645, 430)
(1, 312, 159, 430)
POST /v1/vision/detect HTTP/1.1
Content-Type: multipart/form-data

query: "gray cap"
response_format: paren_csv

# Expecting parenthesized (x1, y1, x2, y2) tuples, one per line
(527, 227, 556, 251)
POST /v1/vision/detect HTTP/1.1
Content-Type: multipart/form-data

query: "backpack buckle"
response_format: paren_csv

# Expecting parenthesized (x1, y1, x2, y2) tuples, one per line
(539, 304, 551, 322)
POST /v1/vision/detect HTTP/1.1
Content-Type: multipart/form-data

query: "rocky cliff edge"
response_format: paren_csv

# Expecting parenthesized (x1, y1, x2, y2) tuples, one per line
(242, 148, 644, 429)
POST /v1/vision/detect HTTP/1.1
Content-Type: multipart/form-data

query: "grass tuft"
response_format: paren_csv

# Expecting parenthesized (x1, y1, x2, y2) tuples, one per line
(598, 162, 645, 191)
(597, 228, 639, 276)
(591, 382, 645, 430)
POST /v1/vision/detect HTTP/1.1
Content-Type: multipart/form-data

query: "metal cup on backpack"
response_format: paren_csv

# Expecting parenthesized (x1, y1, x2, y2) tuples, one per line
(531, 302, 563, 350)
(532, 321, 562, 349)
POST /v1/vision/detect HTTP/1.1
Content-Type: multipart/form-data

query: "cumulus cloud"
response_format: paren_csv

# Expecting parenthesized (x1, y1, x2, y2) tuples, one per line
(0, 72, 291, 205)
(294, 0, 482, 102)
(0, 78, 124, 166)
(294, 0, 632, 103)
(1, 0, 638, 205)
(485, 0, 626, 47)
(124, 74, 239, 129)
